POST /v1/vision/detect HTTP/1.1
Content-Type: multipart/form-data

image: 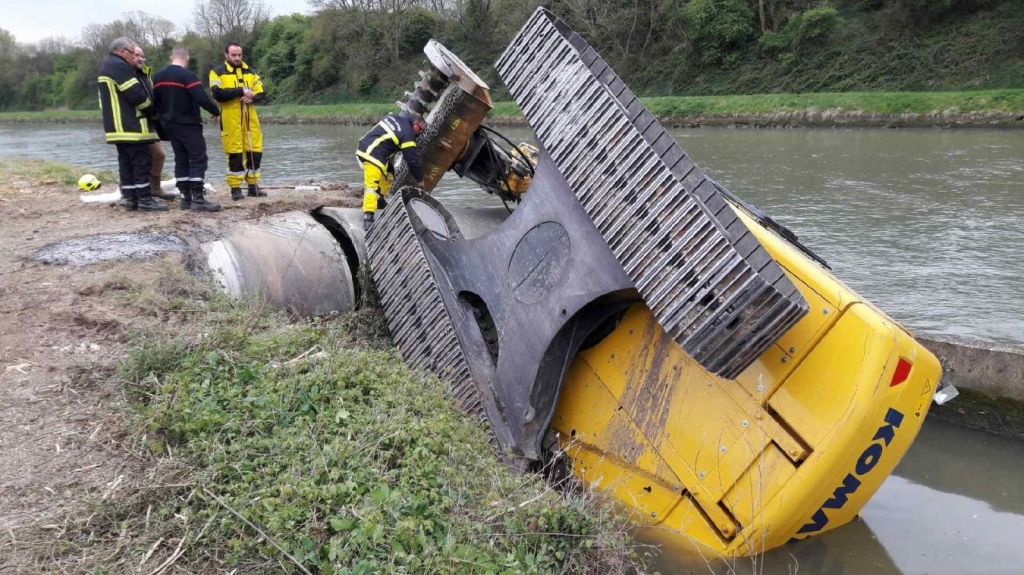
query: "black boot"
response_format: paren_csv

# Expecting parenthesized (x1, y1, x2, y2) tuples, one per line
(189, 183, 222, 212)
(231, 187, 244, 201)
(179, 185, 192, 210)
(247, 183, 267, 197)
(119, 191, 138, 211)
(135, 188, 169, 212)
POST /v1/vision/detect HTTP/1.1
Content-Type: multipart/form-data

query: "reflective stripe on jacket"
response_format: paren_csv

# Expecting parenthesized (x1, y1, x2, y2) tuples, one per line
(209, 61, 264, 154)
(97, 53, 158, 144)
(356, 113, 423, 182)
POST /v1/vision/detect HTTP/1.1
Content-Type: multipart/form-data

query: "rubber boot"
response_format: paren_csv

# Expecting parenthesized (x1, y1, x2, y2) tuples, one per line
(179, 185, 192, 210)
(231, 187, 244, 201)
(247, 183, 267, 197)
(151, 176, 177, 200)
(135, 187, 169, 212)
(189, 183, 221, 212)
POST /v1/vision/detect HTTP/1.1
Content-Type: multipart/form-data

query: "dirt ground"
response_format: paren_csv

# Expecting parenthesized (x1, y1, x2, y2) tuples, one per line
(0, 171, 360, 572)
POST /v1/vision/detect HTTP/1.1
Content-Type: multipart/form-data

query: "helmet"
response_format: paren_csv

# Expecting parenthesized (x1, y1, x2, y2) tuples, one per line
(78, 174, 102, 192)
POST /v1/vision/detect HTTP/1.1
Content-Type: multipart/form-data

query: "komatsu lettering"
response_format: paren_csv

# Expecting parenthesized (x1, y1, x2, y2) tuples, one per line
(796, 408, 905, 535)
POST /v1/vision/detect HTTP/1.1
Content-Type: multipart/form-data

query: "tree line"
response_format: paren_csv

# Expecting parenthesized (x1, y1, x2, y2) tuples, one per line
(1, 0, 1021, 111)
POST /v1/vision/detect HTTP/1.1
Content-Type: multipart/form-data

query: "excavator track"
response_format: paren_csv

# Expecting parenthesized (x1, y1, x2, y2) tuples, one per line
(495, 10, 808, 379)
(365, 195, 484, 417)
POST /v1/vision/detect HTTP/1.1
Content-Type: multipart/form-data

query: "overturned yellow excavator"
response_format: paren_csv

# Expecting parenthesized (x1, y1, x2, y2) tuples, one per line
(362, 8, 943, 559)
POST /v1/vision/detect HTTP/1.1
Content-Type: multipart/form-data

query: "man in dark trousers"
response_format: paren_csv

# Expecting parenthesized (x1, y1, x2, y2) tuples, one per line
(97, 37, 167, 212)
(356, 111, 426, 230)
(153, 46, 222, 212)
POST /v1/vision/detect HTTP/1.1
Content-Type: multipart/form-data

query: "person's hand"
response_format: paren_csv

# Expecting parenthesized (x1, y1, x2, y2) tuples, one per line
(243, 88, 254, 97)
(210, 115, 219, 124)
(241, 95, 253, 104)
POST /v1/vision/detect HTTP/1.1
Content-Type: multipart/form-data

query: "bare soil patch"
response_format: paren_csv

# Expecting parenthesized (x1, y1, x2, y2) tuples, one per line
(0, 160, 359, 571)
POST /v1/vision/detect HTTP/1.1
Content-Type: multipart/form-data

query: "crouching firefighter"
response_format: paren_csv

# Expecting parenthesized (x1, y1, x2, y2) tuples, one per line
(209, 43, 266, 201)
(356, 111, 426, 230)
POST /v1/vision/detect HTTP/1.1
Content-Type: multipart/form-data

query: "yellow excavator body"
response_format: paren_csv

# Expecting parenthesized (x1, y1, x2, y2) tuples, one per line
(551, 202, 942, 557)
(377, 25, 943, 559)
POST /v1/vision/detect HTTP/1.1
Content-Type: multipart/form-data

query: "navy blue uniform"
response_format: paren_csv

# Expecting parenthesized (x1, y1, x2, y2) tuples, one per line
(357, 113, 424, 181)
(154, 64, 220, 193)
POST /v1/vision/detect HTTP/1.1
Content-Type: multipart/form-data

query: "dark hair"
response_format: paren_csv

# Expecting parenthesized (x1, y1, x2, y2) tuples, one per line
(224, 43, 242, 54)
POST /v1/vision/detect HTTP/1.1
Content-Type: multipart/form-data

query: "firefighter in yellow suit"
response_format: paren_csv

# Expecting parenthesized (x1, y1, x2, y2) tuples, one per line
(356, 111, 426, 230)
(209, 43, 266, 201)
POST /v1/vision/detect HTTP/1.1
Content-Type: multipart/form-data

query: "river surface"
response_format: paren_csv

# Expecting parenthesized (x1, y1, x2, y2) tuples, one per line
(2, 123, 1023, 573)
(2, 123, 1021, 347)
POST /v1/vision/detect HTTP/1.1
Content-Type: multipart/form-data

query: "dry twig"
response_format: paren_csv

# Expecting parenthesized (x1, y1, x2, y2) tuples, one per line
(202, 488, 313, 575)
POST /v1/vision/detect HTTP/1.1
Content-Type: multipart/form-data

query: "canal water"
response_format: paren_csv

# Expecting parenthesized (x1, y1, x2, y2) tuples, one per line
(3, 123, 1021, 347)
(2, 122, 1023, 573)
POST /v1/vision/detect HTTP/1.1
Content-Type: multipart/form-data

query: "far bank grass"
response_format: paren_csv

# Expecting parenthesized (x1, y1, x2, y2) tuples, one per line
(1, 157, 116, 186)
(3, 89, 1022, 125)
(643, 89, 1024, 116)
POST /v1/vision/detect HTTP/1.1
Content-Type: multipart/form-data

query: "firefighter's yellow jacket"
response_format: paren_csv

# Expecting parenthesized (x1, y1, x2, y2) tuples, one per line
(209, 61, 264, 154)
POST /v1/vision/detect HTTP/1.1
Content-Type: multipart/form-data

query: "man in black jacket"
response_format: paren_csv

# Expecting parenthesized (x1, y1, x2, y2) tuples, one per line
(153, 46, 222, 212)
(97, 37, 167, 211)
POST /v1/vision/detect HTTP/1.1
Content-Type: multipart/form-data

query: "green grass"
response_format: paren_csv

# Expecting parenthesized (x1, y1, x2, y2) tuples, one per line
(0, 157, 116, 186)
(0, 109, 100, 121)
(260, 102, 399, 119)
(641, 89, 1024, 116)
(45, 269, 643, 573)
(257, 101, 525, 119)
(4, 89, 1021, 126)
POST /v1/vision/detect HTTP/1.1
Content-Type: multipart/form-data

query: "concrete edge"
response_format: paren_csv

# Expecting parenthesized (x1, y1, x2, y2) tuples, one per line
(920, 335, 1024, 440)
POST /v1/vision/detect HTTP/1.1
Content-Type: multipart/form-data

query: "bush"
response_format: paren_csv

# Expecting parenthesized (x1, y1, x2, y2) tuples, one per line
(683, 0, 755, 65)
(759, 3, 842, 58)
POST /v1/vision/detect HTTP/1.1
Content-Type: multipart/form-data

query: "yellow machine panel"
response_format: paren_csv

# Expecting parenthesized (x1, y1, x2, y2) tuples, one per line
(551, 204, 943, 557)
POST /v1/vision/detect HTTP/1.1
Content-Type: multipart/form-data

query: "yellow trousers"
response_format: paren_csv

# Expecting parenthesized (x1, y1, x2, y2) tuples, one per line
(361, 161, 392, 213)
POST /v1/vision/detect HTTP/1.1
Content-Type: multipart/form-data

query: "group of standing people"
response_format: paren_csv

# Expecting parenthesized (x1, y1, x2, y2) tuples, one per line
(97, 37, 266, 212)
(98, 35, 433, 229)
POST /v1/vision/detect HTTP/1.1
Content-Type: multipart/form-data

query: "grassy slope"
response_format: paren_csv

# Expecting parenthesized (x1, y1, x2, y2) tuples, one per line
(42, 263, 642, 573)
(640, 1, 1024, 96)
